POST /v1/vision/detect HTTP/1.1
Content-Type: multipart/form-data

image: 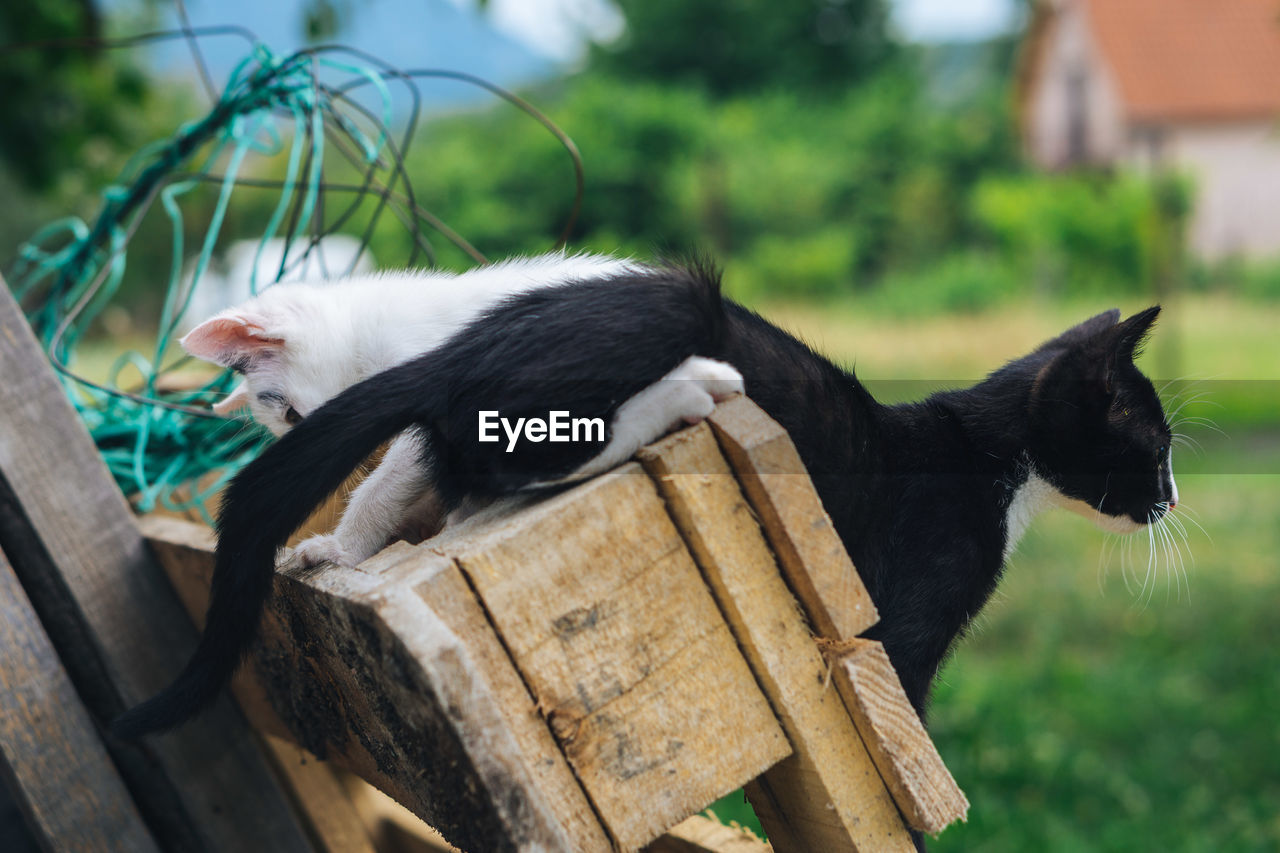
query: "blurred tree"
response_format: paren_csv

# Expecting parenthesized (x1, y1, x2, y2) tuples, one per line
(0, 0, 149, 191)
(590, 0, 896, 97)
(302, 0, 353, 41)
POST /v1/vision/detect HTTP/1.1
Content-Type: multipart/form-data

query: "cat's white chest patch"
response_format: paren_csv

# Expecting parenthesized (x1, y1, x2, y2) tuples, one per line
(1003, 469, 1145, 561)
(1003, 472, 1058, 561)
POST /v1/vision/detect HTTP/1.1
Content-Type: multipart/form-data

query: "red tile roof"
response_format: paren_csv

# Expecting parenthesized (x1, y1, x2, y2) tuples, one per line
(1084, 0, 1280, 120)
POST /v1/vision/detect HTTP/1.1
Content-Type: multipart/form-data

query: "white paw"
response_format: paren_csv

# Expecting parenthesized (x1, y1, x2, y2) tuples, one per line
(286, 534, 361, 570)
(665, 357, 744, 424)
(667, 356, 745, 400)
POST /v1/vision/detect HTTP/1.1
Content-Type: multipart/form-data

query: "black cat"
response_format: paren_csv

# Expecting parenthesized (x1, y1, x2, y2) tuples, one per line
(114, 259, 1175, 740)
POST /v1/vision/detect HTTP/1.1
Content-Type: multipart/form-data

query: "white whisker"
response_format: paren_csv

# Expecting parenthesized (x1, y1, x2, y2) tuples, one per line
(1175, 503, 1212, 543)
(1171, 432, 1204, 456)
(1165, 392, 1214, 423)
(1098, 532, 1119, 595)
(1139, 517, 1157, 609)
(1174, 416, 1228, 439)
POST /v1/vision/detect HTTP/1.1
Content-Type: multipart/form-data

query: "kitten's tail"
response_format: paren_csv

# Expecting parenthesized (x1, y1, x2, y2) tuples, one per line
(111, 367, 434, 739)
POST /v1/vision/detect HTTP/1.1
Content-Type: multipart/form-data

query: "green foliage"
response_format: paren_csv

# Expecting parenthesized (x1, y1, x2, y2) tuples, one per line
(1206, 257, 1280, 301)
(722, 227, 860, 302)
(871, 251, 1019, 316)
(0, 0, 150, 192)
(379, 63, 1019, 304)
(972, 172, 1191, 299)
(340, 76, 716, 271)
(591, 0, 896, 98)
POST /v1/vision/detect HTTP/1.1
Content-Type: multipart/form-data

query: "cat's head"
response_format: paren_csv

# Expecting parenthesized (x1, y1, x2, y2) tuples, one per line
(1024, 306, 1177, 533)
(180, 284, 363, 435)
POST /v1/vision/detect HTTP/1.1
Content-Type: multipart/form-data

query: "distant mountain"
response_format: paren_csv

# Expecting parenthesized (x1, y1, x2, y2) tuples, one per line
(109, 0, 563, 107)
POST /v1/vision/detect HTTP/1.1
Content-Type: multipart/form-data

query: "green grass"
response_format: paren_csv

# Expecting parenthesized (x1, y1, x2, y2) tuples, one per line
(929, 473, 1280, 851)
(703, 294, 1280, 850)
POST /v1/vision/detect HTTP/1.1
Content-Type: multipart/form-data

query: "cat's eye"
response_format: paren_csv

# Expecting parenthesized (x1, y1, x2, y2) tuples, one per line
(284, 406, 303, 426)
(1156, 445, 1167, 464)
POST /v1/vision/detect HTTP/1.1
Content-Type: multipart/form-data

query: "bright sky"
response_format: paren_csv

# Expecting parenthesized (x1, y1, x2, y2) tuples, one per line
(894, 0, 1018, 41)
(471, 0, 1019, 62)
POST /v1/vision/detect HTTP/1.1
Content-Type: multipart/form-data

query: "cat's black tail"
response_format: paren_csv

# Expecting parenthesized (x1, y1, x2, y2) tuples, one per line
(111, 365, 435, 739)
(112, 261, 726, 738)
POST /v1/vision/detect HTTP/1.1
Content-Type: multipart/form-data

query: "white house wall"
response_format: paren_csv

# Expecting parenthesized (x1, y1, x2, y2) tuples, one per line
(1154, 121, 1280, 260)
(1026, 0, 1126, 167)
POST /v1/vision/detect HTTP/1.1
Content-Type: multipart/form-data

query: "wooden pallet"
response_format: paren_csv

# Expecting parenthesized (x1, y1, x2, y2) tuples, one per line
(141, 399, 968, 852)
(0, 275, 967, 852)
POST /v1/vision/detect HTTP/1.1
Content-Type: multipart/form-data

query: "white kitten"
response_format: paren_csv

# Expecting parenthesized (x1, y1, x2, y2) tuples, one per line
(181, 251, 743, 568)
(182, 252, 638, 433)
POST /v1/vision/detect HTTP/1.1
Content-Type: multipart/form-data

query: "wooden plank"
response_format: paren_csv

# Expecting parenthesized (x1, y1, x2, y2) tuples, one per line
(0, 547, 159, 853)
(392, 546, 613, 853)
(337, 768, 460, 853)
(261, 735, 380, 853)
(645, 815, 772, 853)
(0, 280, 315, 852)
(441, 466, 791, 852)
(706, 397, 877, 640)
(637, 425, 913, 853)
(141, 514, 582, 853)
(825, 640, 968, 835)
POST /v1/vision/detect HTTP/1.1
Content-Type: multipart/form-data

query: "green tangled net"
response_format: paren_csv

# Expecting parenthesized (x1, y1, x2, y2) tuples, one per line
(8, 36, 581, 523)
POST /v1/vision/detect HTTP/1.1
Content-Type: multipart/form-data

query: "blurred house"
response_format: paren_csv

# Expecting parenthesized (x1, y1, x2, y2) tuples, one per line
(1018, 0, 1280, 259)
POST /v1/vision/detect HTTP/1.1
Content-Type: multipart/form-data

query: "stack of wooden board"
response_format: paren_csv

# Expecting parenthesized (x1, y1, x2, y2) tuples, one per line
(142, 397, 969, 852)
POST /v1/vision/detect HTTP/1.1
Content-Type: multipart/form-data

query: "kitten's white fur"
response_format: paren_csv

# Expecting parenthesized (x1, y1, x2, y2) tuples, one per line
(181, 252, 743, 569)
(190, 252, 641, 434)
(535, 355, 745, 486)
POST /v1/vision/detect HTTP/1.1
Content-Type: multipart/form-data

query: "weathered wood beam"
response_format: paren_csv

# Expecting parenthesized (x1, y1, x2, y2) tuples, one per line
(706, 399, 968, 837)
(824, 640, 968, 835)
(262, 735, 380, 853)
(707, 397, 878, 641)
(141, 514, 587, 853)
(644, 815, 772, 853)
(140, 397, 968, 850)
(372, 542, 614, 852)
(432, 466, 791, 852)
(637, 425, 914, 853)
(0, 546, 158, 852)
(0, 278, 315, 852)
(143, 466, 793, 853)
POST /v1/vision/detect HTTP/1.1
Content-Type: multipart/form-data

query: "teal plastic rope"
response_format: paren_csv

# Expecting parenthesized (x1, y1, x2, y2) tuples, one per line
(7, 39, 580, 523)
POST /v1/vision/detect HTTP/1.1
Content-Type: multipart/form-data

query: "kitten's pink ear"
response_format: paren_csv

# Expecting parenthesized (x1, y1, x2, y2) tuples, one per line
(212, 383, 251, 416)
(180, 313, 284, 367)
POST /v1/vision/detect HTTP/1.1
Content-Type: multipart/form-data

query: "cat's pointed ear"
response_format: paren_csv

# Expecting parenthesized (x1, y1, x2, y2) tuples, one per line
(212, 382, 251, 416)
(180, 312, 284, 368)
(1038, 309, 1120, 352)
(1090, 306, 1160, 396)
(1109, 305, 1160, 364)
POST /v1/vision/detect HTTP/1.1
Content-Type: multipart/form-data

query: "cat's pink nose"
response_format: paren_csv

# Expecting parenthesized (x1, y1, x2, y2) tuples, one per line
(1168, 500, 1177, 509)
